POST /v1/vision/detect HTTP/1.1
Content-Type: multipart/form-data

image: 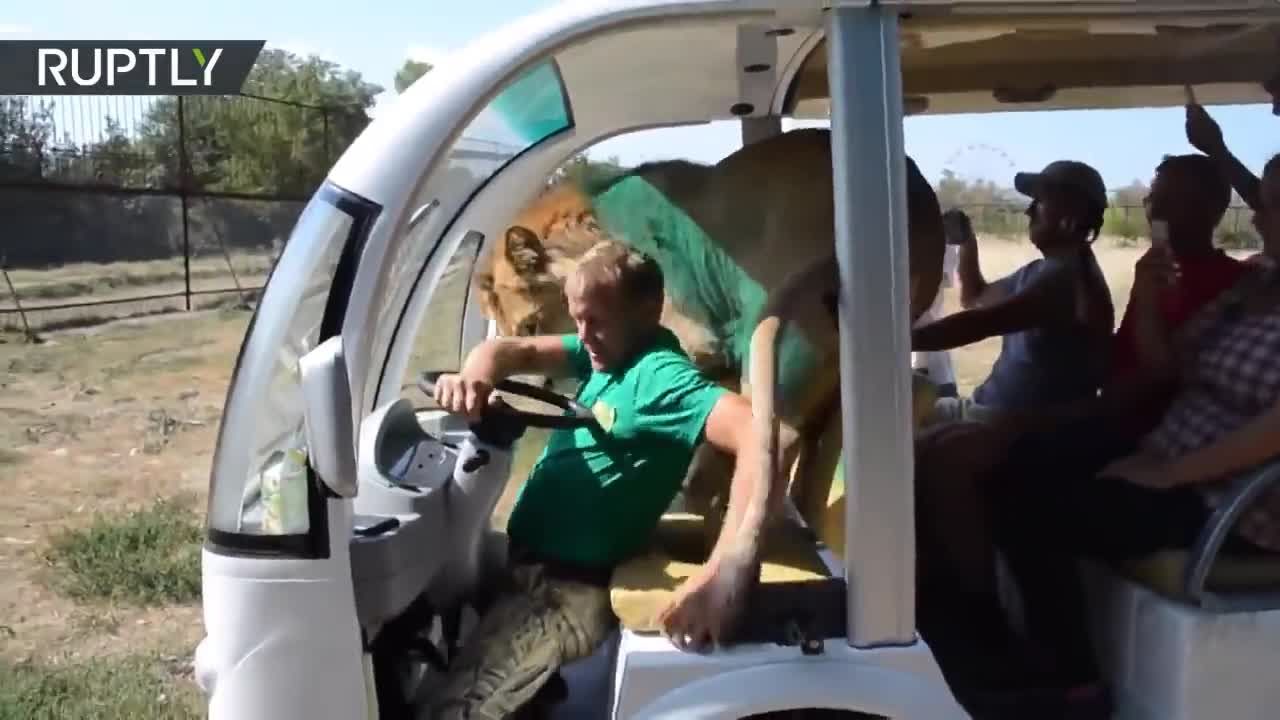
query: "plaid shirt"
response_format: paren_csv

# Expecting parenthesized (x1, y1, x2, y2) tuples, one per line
(1143, 265, 1280, 552)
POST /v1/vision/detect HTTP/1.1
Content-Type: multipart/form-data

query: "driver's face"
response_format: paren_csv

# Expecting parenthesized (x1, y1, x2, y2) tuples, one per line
(566, 278, 634, 372)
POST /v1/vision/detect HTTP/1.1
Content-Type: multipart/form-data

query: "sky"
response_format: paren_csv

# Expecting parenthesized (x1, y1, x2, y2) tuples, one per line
(5, 0, 1279, 192)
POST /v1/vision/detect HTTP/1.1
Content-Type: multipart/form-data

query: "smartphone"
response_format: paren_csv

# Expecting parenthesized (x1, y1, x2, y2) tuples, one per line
(1150, 219, 1171, 251)
(1150, 218, 1180, 284)
(942, 209, 971, 245)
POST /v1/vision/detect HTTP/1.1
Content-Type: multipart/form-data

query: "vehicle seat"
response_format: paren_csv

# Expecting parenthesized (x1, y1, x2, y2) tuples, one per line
(1118, 550, 1280, 603)
(1101, 458, 1280, 609)
(609, 511, 832, 633)
(1077, 460, 1280, 720)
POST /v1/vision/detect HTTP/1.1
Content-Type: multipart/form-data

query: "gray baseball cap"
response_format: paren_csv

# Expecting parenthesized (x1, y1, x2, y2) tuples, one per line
(1014, 160, 1108, 210)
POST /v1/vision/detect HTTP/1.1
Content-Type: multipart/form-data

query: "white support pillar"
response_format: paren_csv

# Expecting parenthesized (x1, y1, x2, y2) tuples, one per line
(826, 3, 916, 648)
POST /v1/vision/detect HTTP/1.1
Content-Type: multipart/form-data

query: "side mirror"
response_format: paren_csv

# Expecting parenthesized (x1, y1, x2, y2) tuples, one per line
(298, 336, 358, 498)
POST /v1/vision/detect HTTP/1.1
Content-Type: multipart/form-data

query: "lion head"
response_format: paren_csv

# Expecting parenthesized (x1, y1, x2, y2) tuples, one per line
(474, 184, 608, 337)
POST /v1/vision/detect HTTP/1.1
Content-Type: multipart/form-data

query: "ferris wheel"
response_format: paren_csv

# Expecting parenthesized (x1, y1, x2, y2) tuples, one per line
(941, 142, 1018, 185)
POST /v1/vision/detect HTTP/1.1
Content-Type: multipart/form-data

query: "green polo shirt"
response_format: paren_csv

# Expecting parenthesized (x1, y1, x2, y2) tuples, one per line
(505, 328, 728, 570)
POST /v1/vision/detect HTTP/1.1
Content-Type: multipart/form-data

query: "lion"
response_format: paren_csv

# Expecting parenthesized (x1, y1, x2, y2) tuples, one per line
(473, 127, 945, 541)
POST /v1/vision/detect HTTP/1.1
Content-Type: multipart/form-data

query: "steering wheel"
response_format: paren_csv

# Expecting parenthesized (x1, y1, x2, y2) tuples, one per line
(417, 371, 598, 430)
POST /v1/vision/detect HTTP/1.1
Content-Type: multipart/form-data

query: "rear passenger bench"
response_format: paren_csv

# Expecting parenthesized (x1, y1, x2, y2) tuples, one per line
(1079, 458, 1280, 720)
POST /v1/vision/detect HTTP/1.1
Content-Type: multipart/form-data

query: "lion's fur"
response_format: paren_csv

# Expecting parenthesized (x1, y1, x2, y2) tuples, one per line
(472, 127, 945, 522)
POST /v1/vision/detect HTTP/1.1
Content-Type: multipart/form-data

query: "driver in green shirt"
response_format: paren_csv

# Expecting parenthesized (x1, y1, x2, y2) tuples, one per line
(423, 240, 784, 720)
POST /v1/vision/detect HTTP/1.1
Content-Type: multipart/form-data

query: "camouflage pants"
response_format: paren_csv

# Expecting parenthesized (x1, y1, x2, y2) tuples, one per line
(418, 561, 615, 720)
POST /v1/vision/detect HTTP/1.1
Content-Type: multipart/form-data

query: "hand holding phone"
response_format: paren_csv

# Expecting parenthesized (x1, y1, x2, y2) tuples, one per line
(1134, 240, 1179, 302)
(942, 209, 975, 246)
(1150, 219, 1171, 252)
(1147, 218, 1181, 287)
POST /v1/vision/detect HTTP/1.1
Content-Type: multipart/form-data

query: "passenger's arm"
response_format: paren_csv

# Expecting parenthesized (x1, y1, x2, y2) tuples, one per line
(945, 210, 1008, 310)
(1168, 399, 1280, 487)
(1102, 400, 1280, 490)
(956, 243, 1010, 310)
(1216, 151, 1261, 213)
(1127, 250, 1181, 386)
(912, 264, 1070, 352)
(1187, 103, 1262, 211)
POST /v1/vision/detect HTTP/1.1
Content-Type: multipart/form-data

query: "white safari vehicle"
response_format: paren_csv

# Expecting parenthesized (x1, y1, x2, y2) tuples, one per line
(194, 1, 1280, 718)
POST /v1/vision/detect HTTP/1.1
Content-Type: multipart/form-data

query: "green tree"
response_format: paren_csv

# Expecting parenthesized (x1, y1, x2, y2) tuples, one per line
(934, 169, 1024, 237)
(0, 96, 57, 181)
(394, 59, 434, 94)
(1104, 180, 1149, 244)
(1, 50, 380, 269)
(1111, 179, 1148, 209)
(131, 47, 383, 197)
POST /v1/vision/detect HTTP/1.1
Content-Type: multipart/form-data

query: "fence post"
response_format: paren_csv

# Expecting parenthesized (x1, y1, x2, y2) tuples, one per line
(322, 107, 331, 168)
(1, 256, 39, 343)
(177, 95, 192, 312)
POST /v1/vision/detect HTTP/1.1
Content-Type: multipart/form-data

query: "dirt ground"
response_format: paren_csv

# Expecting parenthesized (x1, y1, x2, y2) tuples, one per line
(0, 308, 251, 663)
(0, 238, 1252, 671)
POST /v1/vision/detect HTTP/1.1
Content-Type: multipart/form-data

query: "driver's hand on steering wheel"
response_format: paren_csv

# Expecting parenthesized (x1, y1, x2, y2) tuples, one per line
(433, 373, 496, 422)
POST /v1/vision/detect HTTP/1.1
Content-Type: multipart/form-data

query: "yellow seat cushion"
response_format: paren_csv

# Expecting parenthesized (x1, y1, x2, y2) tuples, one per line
(911, 371, 941, 429)
(610, 512, 830, 633)
(1119, 549, 1280, 602)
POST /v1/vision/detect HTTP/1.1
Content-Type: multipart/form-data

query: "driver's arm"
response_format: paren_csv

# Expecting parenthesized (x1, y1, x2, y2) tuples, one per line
(459, 334, 584, 383)
(700, 392, 796, 569)
(441, 335, 587, 419)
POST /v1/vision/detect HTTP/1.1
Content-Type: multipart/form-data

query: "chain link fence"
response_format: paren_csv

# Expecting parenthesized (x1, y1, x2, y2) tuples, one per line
(957, 202, 1261, 249)
(1, 93, 359, 335)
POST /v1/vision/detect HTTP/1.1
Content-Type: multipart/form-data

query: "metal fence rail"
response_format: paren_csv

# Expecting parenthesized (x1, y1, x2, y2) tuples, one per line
(0, 178, 307, 333)
(956, 202, 1260, 248)
(1, 92, 348, 334)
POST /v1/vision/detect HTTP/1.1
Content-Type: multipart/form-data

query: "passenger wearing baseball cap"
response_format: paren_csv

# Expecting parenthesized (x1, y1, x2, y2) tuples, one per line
(1013, 160, 1109, 218)
(914, 159, 1117, 711)
(912, 158, 1115, 425)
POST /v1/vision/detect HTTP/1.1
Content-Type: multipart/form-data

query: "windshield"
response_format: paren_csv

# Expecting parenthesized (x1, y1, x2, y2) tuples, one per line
(206, 58, 570, 549)
(473, 59, 573, 148)
(429, 59, 572, 214)
(206, 185, 373, 544)
(373, 58, 573, 404)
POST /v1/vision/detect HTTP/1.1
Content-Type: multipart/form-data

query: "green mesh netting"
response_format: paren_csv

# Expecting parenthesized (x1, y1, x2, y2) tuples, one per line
(589, 175, 819, 393)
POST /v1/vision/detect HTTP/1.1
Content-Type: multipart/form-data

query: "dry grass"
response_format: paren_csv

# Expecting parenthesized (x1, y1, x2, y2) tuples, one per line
(0, 308, 250, 666)
(0, 236, 1253, 715)
(3, 253, 274, 304)
(0, 652, 204, 720)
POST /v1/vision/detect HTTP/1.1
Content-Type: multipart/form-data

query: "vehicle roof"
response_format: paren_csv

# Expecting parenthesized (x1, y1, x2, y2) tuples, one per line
(329, 0, 1280, 223)
(533, 1, 1280, 155)
(787, 3, 1280, 116)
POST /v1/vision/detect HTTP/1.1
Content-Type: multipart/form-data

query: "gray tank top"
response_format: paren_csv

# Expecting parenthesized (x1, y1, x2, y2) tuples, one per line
(971, 255, 1109, 410)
